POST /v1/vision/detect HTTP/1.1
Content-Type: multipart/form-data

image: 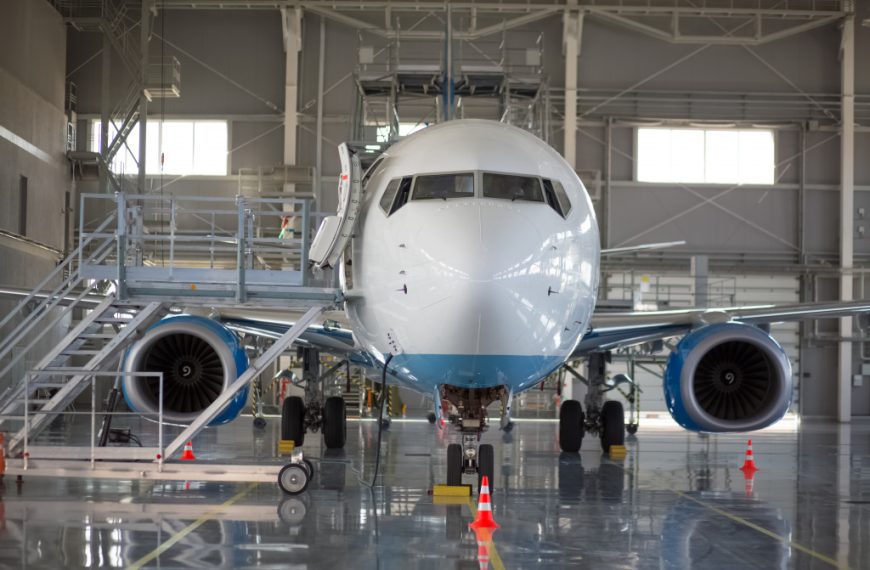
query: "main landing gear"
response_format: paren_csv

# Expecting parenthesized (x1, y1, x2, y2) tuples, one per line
(558, 399, 625, 453)
(440, 385, 504, 492)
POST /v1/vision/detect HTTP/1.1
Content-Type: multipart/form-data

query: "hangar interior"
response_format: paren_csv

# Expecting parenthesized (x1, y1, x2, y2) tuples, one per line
(1, 1, 870, 569)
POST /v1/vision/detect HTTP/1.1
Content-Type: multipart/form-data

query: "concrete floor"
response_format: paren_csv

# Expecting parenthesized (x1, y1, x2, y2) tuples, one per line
(0, 417, 868, 569)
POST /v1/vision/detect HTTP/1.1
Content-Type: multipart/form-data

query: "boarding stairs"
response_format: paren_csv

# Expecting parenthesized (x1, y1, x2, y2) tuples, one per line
(0, 191, 343, 480)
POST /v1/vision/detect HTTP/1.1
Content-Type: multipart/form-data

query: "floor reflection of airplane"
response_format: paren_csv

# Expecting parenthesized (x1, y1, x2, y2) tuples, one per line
(111, 119, 870, 492)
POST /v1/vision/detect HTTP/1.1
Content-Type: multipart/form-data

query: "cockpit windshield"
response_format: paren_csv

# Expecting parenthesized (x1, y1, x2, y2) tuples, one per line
(482, 173, 544, 203)
(412, 173, 474, 201)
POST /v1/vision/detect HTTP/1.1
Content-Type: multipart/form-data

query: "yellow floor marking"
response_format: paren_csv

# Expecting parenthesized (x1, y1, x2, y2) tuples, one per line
(128, 482, 259, 570)
(673, 490, 852, 570)
(466, 498, 507, 570)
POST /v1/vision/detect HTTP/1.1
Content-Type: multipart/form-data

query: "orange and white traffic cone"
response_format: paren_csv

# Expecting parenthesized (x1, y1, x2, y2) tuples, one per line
(180, 441, 196, 461)
(739, 439, 758, 474)
(469, 476, 500, 530)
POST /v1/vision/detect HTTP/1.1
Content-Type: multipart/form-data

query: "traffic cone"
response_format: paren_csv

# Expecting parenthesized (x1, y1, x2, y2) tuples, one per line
(180, 441, 196, 461)
(469, 476, 500, 530)
(739, 439, 758, 474)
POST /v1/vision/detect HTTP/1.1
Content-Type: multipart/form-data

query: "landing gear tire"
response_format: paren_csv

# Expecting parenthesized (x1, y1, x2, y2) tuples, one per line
(559, 400, 585, 453)
(301, 458, 315, 478)
(600, 400, 625, 453)
(447, 443, 463, 486)
(278, 463, 310, 495)
(323, 396, 347, 449)
(281, 396, 306, 445)
(478, 444, 494, 493)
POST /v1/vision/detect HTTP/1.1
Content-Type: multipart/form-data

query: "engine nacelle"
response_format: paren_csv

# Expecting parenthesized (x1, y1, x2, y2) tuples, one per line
(122, 315, 250, 425)
(664, 322, 792, 432)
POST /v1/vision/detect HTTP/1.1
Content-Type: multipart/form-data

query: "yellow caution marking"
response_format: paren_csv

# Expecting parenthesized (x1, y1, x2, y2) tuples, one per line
(673, 490, 851, 570)
(127, 482, 258, 570)
(277, 439, 296, 455)
(466, 497, 507, 570)
(433, 484, 472, 497)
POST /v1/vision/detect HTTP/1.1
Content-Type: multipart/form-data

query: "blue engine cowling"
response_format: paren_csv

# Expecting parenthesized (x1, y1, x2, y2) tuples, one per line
(122, 315, 250, 426)
(664, 322, 792, 432)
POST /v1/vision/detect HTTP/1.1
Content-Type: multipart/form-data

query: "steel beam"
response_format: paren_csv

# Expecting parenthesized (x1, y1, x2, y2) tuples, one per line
(838, 14, 854, 423)
(315, 15, 326, 209)
(281, 7, 301, 168)
(138, 0, 151, 193)
(562, 5, 580, 171)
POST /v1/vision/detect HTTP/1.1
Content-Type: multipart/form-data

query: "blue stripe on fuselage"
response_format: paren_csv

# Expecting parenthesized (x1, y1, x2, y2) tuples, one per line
(385, 354, 565, 392)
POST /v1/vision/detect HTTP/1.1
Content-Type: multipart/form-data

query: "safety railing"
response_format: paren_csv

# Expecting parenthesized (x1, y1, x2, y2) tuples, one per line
(19, 370, 166, 468)
(77, 192, 336, 303)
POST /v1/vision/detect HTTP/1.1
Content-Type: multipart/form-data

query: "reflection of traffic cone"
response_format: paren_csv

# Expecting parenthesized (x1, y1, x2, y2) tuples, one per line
(743, 469, 756, 497)
(469, 476, 500, 529)
(472, 527, 495, 569)
(739, 439, 758, 474)
(184, 480, 191, 491)
(180, 441, 196, 461)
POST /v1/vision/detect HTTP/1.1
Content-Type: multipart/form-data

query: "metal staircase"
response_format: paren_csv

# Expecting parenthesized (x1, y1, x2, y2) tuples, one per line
(4, 298, 167, 454)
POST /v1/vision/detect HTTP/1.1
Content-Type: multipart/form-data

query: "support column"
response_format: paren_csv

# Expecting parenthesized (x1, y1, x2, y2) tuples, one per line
(100, 33, 111, 193)
(838, 14, 854, 423)
(315, 16, 326, 210)
(138, 0, 151, 193)
(562, 4, 581, 170)
(281, 8, 302, 171)
(691, 255, 709, 308)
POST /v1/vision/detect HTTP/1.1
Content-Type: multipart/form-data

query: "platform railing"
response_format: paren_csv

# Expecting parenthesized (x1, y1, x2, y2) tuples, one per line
(76, 192, 338, 304)
(20, 370, 166, 468)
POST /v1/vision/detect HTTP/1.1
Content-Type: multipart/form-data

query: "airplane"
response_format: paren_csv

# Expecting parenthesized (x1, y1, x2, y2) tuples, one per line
(85, 119, 870, 493)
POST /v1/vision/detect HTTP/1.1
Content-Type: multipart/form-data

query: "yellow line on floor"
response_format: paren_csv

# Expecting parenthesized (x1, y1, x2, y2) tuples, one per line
(673, 490, 851, 570)
(127, 482, 259, 570)
(466, 498, 507, 570)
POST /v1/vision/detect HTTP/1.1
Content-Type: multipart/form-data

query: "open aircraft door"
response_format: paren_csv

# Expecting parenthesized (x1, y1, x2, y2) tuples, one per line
(309, 143, 362, 270)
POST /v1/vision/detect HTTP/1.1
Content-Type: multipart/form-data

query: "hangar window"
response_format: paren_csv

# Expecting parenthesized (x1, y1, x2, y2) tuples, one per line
(412, 173, 474, 201)
(636, 127, 774, 185)
(90, 119, 228, 176)
(482, 173, 544, 203)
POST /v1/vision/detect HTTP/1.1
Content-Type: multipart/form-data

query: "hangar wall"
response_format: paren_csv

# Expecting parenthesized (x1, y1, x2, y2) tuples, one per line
(0, 0, 73, 391)
(58, 4, 870, 418)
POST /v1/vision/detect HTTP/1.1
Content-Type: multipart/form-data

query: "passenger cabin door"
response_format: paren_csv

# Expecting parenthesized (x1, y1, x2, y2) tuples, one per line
(309, 143, 363, 270)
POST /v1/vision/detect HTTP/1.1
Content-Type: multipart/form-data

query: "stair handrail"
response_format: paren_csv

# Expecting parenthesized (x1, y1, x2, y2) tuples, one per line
(0, 213, 117, 362)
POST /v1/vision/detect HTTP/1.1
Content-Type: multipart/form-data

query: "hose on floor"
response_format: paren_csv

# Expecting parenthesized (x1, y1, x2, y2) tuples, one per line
(361, 353, 393, 488)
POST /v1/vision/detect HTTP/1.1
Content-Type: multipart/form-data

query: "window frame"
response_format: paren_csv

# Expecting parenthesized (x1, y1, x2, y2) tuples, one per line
(634, 126, 776, 185)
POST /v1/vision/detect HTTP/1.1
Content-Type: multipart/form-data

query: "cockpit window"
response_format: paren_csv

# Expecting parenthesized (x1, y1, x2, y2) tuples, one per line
(482, 173, 544, 203)
(378, 178, 401, 214)
(541, 179, 564, 217)
(551, 179, 572, 216)
(412, 173, 474, 201)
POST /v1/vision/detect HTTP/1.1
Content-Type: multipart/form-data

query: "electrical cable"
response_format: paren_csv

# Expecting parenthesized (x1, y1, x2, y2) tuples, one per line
(361, 353, 393, 488)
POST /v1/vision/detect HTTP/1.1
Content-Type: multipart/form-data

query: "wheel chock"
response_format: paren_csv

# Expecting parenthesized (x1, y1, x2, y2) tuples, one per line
(278, 439, 296, 455)
(433, 484, 472, 497)
(609, 445, 627, 458)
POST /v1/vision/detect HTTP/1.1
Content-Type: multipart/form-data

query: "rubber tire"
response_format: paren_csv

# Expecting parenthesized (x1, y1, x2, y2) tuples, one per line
(282, 396, 305, 445)
(278, 463, 309, 495)
(478, 444, 494, 493)
(447, 443, 463, 486)
(600, 400, 625, 453)
(559, 400, 585, 452)
(323, 396, 347, 449)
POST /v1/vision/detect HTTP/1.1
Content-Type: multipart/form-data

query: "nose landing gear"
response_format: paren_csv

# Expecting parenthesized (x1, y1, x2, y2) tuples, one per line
(439, 385, 503, 492)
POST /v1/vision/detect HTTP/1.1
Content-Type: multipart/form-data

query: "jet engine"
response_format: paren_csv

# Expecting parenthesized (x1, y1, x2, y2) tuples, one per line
(664, 322, 792, 432)
(122, 315, 250, 425)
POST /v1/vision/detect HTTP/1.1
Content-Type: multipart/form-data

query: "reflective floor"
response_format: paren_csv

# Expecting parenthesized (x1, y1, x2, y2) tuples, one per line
(0, 418, 868, 569)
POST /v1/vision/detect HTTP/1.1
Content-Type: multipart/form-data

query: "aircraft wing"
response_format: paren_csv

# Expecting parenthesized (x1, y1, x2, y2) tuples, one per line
(575, 300, 870, 355)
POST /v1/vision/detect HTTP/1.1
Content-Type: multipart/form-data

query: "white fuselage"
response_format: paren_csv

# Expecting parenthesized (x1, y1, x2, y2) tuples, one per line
(344, 120, 600, 395)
